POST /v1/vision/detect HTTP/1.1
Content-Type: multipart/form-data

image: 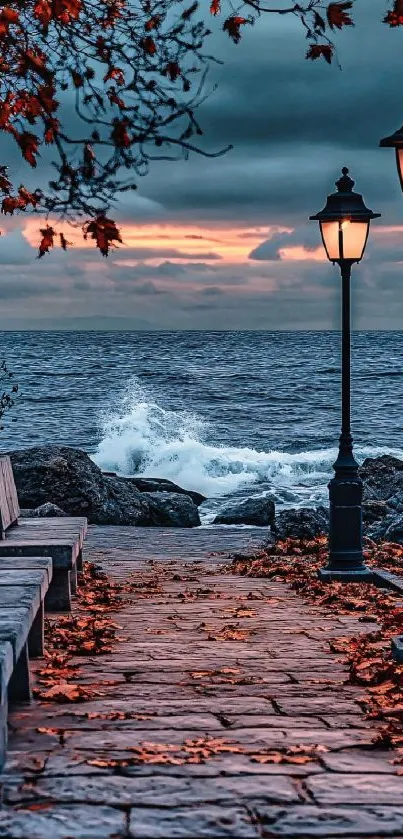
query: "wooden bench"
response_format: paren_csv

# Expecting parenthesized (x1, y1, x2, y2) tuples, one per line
(0, 456, 87, 611)
(0, 557, 52, 769)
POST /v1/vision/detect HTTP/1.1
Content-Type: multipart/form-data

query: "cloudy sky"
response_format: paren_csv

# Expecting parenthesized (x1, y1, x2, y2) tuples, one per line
(1, 0, 403, 330)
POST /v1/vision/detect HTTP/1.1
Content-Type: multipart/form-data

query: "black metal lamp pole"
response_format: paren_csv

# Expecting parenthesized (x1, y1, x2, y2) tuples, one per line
(310, 168, 381, 581)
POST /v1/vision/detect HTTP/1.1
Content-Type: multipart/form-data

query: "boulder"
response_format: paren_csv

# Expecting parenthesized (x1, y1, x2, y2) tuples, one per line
(362, 499, 388, 524)
(272, 506, 329, 540)
(34, 502, 68, 517)
(213, 496, 275, 527)
(8, 446, 200, 527)
(146, 492, 201, 528)
(359, 455, 403, 505)
(367, 512, 403, 544)
(116, 476, 206, 507)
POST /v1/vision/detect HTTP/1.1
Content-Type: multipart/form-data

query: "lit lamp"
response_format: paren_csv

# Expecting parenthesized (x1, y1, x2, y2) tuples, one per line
(379, 124, 403, 191)
(309, 167, 381, 580)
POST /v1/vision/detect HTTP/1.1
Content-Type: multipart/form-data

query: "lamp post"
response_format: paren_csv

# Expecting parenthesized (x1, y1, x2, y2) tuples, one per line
(379, 124, 403, 190)
(309, 167, 381, 581)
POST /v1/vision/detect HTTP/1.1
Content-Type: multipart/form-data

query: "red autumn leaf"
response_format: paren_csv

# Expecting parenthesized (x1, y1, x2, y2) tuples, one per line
(82, 142, 95, 180)
(326, 1, 354, 30)
(0, 168, 12, 194)
(111, 118, 130, 147)
(15, 131, 40, 167)
(0, 7, 19, 23)
(83, 213, 123, 256)
(223, 16, 249, 43)
(306, 43, 334, 63)
(145, 15, 161, 30)
(141, 35, 156, 55)
(18, 185, 40, 207)
(384, 0, 403, 25)
(1, 196, 23, 214)
(107, 89, 125, 109)
(71, 70, 83, 88)
(165, 61, 180, 81)
(33, 0, 52, 29)
(103, 67, 125, 85)
(44, 118, 60, 143)
(210, 0, 220, 15)
(53, 0, 82, 22)
(38, 225, 55, 258)
(38, 83, 59, 113)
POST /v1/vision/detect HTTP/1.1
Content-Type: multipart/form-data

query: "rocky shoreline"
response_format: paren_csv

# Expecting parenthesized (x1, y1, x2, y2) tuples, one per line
(8, 446, 403, 540)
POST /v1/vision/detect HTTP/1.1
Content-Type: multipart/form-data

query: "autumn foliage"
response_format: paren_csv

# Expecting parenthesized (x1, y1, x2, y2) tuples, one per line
(0, 0, 400, 257)
(231, 535, 403, 758)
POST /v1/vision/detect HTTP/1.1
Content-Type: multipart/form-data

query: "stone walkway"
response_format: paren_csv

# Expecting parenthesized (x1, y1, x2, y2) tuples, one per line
(1, 525, 403, 838)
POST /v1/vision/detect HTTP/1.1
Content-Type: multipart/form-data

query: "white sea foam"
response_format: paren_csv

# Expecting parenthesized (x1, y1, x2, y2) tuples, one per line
(93, 381, 403, 503)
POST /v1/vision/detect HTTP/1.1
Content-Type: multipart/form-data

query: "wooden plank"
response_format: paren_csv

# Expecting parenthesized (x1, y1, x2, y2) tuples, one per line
(18, 518, 88, 547)
(0, 609, 32, 660)
(3, 457, 19, 524)
(0, 460, 10, 534)
(0, 540, 78, 569)
(0, 571, 48, 600)
(0, 585, 41, 619)
(0, 557, 53, 584)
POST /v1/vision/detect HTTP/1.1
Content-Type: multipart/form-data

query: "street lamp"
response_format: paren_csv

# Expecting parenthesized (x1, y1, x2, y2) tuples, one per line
(379, 124, 403, 192)
(309, 167, 381, 581)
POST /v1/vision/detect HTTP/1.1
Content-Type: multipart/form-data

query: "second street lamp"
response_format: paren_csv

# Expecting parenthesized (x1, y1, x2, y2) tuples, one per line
(379, 124, 403, 192)
(309, 167, 381, 581)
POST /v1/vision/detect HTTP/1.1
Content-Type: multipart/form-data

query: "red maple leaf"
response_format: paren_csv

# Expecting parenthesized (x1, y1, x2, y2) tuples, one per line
(18, 185, 40, 207)
(165, 61, 180, 81)
(223, 16, 249, 43)
(141, 36, 156, 55)
(103, 67, 125, 85)
(326, 2, 354, 30)
(384, 0, 403, 25)
(145, 15, 161, 30)
(15, 131, 40, 167)
(210, 0, 220, 14)
(38, 225, 55, 257)
(83, 214, 123, 257)
(1, 196, 23, 215)
(306, 43, 334, 63)
(111, 118, 130, 148)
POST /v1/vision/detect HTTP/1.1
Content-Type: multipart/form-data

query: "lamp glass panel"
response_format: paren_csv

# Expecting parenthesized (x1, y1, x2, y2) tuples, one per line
(319, 221, 340, 260)
(397, 148, 403, 191)
(320, 220, 369, 261)
(340, 220, 368, 260)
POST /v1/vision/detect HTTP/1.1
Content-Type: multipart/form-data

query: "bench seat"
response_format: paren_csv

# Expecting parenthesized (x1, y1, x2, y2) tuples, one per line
(18, 517, 87, 568)
(0, 537, 80, 611)
(0, 561, 53, 769)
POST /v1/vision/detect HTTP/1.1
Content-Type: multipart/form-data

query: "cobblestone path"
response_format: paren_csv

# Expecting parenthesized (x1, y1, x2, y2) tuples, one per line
(1, 525, 403, 838)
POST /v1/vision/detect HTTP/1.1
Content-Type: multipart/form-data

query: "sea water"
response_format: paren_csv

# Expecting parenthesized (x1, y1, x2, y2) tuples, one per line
(1, 330, 403, 523)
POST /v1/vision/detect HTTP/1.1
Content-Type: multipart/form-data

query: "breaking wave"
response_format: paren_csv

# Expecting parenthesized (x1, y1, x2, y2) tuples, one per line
(93, 381, 403, 507)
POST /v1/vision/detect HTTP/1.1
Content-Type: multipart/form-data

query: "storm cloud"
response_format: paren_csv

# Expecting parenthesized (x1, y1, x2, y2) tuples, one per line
(0, 0, 403, 328)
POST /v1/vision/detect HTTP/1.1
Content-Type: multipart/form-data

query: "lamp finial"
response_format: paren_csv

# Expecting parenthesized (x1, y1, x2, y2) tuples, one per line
(336, 167, 354, 193)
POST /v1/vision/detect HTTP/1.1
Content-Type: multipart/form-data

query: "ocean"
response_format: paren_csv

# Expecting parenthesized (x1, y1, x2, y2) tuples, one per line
(1, 330, 403, 524)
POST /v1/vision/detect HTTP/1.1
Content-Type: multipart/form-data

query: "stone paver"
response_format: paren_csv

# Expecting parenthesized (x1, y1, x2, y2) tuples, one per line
(1, 525, 403, 838)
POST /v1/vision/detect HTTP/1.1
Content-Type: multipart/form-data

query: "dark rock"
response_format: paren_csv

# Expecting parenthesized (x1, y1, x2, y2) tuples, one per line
(33, 502, 68, 517)
(144, 492, 200, 528)
(213, 497, 275, 527)
(365, 511, 403, 543)
(116, 476, 206, 507)
(8, 446, 200, 527)
(272, 506, 329, 540)
(359, 455, 403, 505)
(362, 500, 388, 524)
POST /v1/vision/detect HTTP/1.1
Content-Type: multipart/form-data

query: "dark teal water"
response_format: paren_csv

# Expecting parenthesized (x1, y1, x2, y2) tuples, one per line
(1, 330, 402, 520)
